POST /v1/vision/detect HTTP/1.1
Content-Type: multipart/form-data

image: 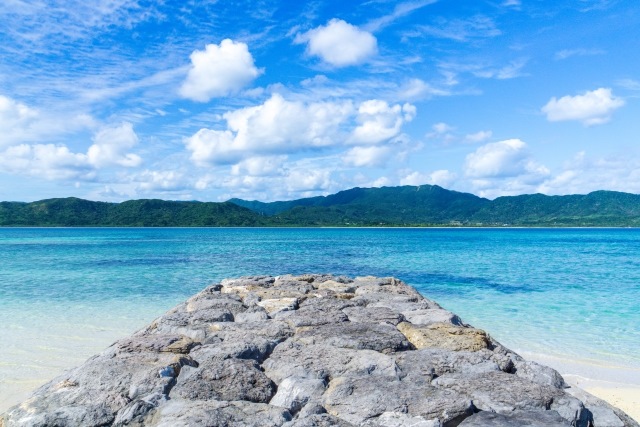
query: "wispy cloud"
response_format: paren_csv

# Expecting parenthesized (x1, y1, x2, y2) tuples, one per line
(416, 15, 502, 42)
(364, 0, 437, 33)
(555, 48, 605, 60)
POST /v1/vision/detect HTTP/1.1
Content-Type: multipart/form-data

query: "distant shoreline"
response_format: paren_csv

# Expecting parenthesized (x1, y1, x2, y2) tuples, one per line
(3, 185, 640, 227)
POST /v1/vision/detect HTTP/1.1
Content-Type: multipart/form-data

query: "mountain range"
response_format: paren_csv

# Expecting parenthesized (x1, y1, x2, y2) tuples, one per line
(2, 185, 640, 227)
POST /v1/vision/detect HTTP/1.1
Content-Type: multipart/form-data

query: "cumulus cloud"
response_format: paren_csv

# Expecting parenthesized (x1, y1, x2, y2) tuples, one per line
(541, 88, 624, 126)
(179, 39, 262, 102)
(343, 146, 392, 167)
(185, 94, 415, 166)
(464, 139, 549, 179)
(350, 100, 416, 145)
(460, 139, 551, 198)
(185, 94, 354, 166)
(134, 170, 189, 192)
(295, 19, 378, 67)
(401, 169, 457, 187)
(0, 143, 94, 181)
(0, 122, 141, 181)
(87, 122, 141, 167)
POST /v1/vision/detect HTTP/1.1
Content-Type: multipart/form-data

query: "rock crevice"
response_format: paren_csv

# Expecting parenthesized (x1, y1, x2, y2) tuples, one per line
(2, 274, 638, 427)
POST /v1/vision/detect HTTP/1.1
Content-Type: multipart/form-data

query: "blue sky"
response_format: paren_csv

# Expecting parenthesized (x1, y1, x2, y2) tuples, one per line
(1, 0, 639, 202)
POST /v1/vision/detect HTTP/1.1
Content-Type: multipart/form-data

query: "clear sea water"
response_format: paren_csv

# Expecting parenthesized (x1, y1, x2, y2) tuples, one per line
(1, 228, 639, 410)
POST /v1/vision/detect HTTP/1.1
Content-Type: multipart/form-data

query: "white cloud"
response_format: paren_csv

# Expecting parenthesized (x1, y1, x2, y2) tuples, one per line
(464, 139, 549, 179)
(0, 144, 94, 181)
(0, 95, 95, 147)
(401, 169, 457, 187)
(555, 48, 605, 60)
(286, 168, 333, 193)
(418, 16, 501, 42)
(431, 122, 454, 134)
(536, 152, 640, 195)
(0, 95, 39, 146)
(230, 156, 287, 177)
(397, 78, 449, 101)
(426, 122, 456, 143)
(541, 87, 624, 126)
(185, 94, 354, 166)
(295, 19, 378, 67)
(87, 122, 141, 167)
(343, 146, 392, 167)
(350, 100, 416, 145)
(0, 122, 141, 182)
(219, 161, 338, 200)
(502, 0, 521, 7)
(134, 170, 189, 192)
(185, 94, 415, 166)
(617, 78, 640, 91)
(364, 0, 437, 32)
(179, 39, 263, 102)
(465, 130, 492, 143)
(473, 58, 528, 80)
(370, 176, 392, 187)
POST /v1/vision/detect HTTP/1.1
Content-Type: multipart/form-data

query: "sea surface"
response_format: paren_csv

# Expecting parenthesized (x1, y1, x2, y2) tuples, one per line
(1, 228, 639, 410)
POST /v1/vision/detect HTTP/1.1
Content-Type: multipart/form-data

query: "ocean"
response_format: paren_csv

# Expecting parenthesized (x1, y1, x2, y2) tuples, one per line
(1, 227, 639, 410)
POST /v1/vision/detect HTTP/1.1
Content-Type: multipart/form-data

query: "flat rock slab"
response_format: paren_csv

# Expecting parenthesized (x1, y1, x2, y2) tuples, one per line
(1, 274, 637, 427)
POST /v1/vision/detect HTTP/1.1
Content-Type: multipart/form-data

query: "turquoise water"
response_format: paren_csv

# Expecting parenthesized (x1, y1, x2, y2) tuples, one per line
(1, 228, 639, 408)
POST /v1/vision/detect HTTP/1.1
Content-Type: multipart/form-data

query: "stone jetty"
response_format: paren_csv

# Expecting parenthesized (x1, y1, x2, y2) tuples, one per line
(2, 274, 637, 427)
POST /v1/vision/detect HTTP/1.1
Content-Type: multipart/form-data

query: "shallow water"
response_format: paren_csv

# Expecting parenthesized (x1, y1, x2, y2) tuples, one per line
(1, 228, 639, 410)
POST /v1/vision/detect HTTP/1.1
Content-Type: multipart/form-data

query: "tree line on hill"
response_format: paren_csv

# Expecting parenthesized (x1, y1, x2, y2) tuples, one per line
(2, 185, 640, 227)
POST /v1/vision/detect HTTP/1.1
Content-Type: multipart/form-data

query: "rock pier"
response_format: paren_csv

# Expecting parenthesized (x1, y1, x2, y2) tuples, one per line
(2, 274, 637, 427)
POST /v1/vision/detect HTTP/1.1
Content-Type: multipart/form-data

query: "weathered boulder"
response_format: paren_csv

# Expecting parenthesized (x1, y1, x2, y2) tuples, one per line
(397, 321, 490, 352)
(1, 274, 637, 427)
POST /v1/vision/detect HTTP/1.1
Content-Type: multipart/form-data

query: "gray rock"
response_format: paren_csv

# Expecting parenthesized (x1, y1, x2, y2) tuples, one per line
(293, 322, 412, 353)
(343, 306, 405, 325)
(283, 413, 356, 427)
(363, 411, 441, 427)
(323, 376, 473, 425)
(146, 400, 292, 427)
(276, 302, 349, 327)
(432, 371, 563, 414)
(269, 376, 326, 414)
(235, 305, 270, 323)
(259, 297, 300, 315)
(514, 359, 568, 389)
(458, 409, 571, 426)
(402, 308, 464, 326)
(550, 394, 592, 427)
(395, 348, 501, 380)
(263, 341, 400, 383)
(172, 358, 276, 403)
(565, 386, 638, 427)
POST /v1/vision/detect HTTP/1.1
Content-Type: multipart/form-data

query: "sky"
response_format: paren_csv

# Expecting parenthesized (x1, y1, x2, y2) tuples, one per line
(1, 0, 639, 202)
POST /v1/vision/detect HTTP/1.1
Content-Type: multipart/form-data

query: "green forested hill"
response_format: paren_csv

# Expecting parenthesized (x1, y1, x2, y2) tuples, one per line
(0, 198, 267, 227)
(2, 186, 640, 226)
